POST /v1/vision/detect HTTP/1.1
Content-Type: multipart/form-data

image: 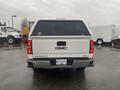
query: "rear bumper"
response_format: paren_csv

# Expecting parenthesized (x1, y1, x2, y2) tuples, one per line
(27, 58, 94, 69)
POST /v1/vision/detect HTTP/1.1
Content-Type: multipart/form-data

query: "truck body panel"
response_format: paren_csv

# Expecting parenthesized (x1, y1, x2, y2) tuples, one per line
(32, 36, 89, 55)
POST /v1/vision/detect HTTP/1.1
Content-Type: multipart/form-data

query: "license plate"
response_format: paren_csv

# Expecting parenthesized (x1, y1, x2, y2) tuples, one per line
(56, 59, 67, 65)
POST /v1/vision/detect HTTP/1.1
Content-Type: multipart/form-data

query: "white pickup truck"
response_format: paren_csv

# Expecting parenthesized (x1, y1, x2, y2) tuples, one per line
(0, 26, 22, 44)
(27, 20, 94, 71)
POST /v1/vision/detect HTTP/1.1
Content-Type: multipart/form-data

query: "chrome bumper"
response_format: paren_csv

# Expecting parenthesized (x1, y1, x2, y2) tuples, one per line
(27, 58, 94, 69)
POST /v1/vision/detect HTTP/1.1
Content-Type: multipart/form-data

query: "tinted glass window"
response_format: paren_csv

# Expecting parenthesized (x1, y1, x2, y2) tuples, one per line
(32, 20, 90, 36)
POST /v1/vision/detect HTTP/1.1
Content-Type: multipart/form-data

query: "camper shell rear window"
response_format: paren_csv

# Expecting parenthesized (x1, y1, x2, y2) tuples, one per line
(32, 20, 90, 36)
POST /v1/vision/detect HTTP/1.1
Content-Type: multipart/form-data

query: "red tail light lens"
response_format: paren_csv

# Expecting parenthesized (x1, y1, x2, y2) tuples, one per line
(27, 40, 32, 54)
(89, 40, 94, 54)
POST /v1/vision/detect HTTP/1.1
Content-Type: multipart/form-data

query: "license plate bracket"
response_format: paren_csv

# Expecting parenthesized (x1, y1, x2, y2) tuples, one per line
(56, 59, 67, 65)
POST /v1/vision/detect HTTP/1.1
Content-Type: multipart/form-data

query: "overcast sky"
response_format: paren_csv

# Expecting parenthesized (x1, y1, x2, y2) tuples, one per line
(0, 0, 120, 29)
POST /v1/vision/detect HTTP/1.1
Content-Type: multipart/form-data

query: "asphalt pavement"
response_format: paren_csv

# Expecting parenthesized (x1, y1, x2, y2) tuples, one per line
(0, 43, 120, 90)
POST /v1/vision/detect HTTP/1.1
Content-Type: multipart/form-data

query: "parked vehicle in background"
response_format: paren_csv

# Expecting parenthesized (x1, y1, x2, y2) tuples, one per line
(27, 20, 94, 72)
(112, 26, 120, 48)
(90, 25, 120, 45)
(0, 26, 22, 44)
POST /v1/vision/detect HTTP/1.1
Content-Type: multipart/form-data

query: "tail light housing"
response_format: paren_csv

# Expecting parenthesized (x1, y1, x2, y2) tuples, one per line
(27, 40, 33, 54)
(89, 40, 94, 54)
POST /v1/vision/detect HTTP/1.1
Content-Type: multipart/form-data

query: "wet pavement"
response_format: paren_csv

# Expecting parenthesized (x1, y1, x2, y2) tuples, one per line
(0, 43, 120, 90)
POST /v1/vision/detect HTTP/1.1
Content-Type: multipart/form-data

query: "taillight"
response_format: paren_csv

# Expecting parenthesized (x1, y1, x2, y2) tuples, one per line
(27, 40, 33, 54)
(89, 40, 94, 54)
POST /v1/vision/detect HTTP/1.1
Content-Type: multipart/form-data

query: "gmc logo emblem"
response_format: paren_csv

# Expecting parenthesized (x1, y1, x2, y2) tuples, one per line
(55, 46, 68, 50)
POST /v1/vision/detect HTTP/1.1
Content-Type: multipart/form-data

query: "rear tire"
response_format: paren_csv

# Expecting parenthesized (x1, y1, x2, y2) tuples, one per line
(76, 67, 86, 71)
(7, 36, 15, 44)
(97, 39, 103, 45)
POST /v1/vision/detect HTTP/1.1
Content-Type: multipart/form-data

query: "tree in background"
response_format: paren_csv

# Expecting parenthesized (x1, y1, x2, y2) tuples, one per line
(21, 18, 29, 37)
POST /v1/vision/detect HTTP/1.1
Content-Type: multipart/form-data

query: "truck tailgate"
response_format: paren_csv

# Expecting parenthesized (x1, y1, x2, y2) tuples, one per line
(32, 36, 90, 57)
